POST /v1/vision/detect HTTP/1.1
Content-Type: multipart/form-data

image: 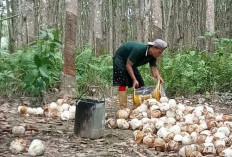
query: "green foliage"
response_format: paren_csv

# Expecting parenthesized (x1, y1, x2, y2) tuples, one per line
(160, 38, 232, 96)
(137, 38, 232, 96)
(75, 46, 113, 94)
(0, 36, 232, 97)
(22, 29, 62, 95)
(0, 29, 62, 96)
(160, 51, 209, 95)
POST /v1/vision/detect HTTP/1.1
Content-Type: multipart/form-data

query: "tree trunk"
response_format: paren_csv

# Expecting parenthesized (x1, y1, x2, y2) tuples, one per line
(60, 0, 78, 98)
(151, 0, 163, 40)
(206, 0, 215, 32)
(25, 0, 34, 43)
(206, 0, 215, 52)
(17, 0, 31, 48)
(113, 1, 121, 49)
(76, 0, 81, 48)
(112, 0, 116, 52)
(120, 0, 127, 43)
(0, 9, 3, 48)
(59, 0, 65, 42)
(135, 0, 142, 42)
(162, 0, 206, 49)
(33, 0, 40, 40)
(215, 0, 232, 38)
(109, 0, 113, 53)
(93, 0, 103, 55)
(88, 0, 94, 46)
(144, 0, 150, 43)
(3, 0, 232, 54)
(6, 0, 16, 53)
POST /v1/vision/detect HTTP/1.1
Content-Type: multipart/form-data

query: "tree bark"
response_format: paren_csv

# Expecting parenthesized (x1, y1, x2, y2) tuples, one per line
(59, 0, 65, 42)
(144, 0, 150, 43)
(88, 0, 94, 46)
(151, 0, 163, 40)
(6, 0, 16, 53)
(93, 0, 103, 55)
(3, 0, 232, 53)
(60, 0, 78, 97)
(109, 0, 113, 53)
(215, 0, 232, 38)
(0, 9, 3, 48)
(135, 0, 142, 42)
(206, 0, 215, 32)
(205, 0, 215, 52)
(33, 0, 40, 40)
(162, 0, 206, 49)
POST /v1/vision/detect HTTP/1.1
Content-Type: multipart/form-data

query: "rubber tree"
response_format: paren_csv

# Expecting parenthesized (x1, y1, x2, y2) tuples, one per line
(60, 0, 78, 97)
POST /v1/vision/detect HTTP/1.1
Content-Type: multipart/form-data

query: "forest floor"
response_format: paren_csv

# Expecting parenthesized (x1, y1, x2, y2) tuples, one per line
(0, 91, 232, 157)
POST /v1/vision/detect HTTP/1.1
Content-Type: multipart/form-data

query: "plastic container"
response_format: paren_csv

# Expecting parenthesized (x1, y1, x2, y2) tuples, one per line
(74, 99, 105, 139)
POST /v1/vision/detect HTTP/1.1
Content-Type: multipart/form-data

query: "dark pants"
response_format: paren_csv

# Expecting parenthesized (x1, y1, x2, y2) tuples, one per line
(113, 59, 144, 88)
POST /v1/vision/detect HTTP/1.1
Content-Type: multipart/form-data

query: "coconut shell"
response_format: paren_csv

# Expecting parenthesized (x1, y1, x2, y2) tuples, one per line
(9, 138, 27, 154)
(56, 99, 64, 106)
(150, 109, 161, 118)
(216, 145, 226, 154)
(202, 143, 216, 155)
(18, 106, 28, 114)
(185, 145, 198, 157)
(116, 110, 129, 119)
(190, 151, 202, 157)
(134, 131, 145, 144)
(223, 115, 232, 121)
(167, 140, 180, 152)
(143, 134, 154, 147)
(153, 137, 166, 152)
(106, 118, 117, 129)
(196, 135, 207, 144)
(207, 121, 218, 130)
(164, 132, 175, 143)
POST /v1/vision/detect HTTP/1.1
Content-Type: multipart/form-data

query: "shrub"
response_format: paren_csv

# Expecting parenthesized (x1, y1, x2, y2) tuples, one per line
(0, 29, 62, 96)
(75, 46, 113, 95)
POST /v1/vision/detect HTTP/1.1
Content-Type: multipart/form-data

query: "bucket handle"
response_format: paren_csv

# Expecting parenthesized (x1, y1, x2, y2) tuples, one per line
(77, 86, 105, 103)
(89, 86, 105, 102)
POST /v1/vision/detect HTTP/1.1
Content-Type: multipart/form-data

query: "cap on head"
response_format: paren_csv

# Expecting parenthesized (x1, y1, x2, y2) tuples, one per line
(148, 39, 167, 50)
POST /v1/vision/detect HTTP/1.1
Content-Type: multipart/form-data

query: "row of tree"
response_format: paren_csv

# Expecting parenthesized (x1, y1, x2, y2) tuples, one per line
(0, 0, 231, 54)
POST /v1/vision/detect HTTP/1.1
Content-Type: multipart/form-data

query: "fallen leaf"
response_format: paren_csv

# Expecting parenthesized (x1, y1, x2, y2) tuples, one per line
(80, 144, 87, 148)
(113, 142, 127, 147)
(108, 148, 117, 152)
(117, 150, 123, 153)
(94, 139, 105, 142)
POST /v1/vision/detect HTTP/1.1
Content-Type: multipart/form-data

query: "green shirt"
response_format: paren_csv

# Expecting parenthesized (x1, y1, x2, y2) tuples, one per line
(114, 41, 157, 70)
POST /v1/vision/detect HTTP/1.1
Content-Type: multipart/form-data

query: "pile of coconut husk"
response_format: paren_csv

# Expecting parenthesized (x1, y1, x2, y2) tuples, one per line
(106, 97, 232, 157)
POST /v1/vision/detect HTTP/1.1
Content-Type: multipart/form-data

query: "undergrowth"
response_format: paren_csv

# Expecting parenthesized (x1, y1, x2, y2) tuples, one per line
(0, 36, 231, 97)
(0, 29, 62, 97)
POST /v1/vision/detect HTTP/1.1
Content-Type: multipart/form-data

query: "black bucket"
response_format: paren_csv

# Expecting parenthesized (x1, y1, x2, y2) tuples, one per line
(74, 99, 105, 139)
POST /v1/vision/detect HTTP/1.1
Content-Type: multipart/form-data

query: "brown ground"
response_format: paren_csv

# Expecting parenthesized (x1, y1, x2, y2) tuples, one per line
(0, 91, 232, 157)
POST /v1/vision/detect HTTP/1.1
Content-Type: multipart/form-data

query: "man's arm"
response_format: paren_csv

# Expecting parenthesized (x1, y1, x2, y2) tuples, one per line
(126, 59, 139, 89)
(150, 66, 164, 84)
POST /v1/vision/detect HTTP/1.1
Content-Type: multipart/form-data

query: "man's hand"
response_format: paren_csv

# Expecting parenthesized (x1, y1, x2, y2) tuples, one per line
(133, 79, 139, 90)
(126, 59, 139, 89)
(150, 66, 164, 84)
(157, 76, 164, 84)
